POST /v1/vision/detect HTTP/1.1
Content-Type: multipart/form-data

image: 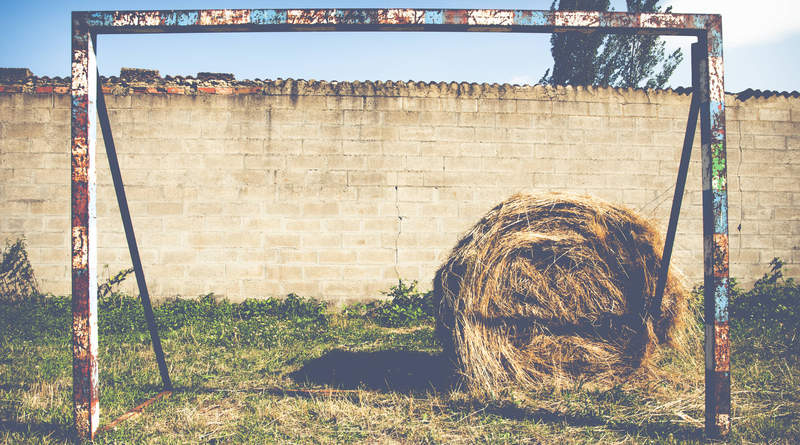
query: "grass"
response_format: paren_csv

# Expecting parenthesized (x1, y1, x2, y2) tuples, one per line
(1, 278, 799, 444)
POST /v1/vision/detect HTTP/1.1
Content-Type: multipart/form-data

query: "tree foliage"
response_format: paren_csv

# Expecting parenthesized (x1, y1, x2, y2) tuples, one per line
(542, 0, 683, 88)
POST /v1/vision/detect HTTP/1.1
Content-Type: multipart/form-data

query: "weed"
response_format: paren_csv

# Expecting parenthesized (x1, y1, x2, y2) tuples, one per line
(731, 258, 800, 351)
(364, 280, 436, 328)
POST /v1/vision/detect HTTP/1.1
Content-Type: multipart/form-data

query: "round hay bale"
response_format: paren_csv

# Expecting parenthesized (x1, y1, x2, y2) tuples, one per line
(433, 193, 689, 392)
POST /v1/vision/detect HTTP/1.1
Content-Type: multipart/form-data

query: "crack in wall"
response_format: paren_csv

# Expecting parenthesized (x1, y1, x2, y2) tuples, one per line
(394, 185, 402, 281)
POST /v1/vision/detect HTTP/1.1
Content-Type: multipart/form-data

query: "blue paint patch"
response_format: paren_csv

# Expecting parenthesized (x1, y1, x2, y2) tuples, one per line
(72, 33, 88, 45)
(513, 11, 531, 25)
(424, 10, 444, 25)
(712, 190, 728, 234)
(526, 11, 551, 26)
(692, 15, 707, 30)
(334, 9, 370, 24)
(72, 96, 87, 108)
(176, 11, 199, 26)
(710, 101, 726, 143)
(251, 9, 287, 24)
(162, 12, 178, 26)
(86, 12, 113, 27)
(714, 278, 729, 322)
(710, 101, 724, 117)
(709, 28, 723, 57)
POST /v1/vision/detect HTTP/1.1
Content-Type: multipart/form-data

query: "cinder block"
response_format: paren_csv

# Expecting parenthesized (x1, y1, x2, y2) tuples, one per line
(402, 97, 441, 112)
(419, 111, 458, 126)
(344, 110, 380, 126)
(754, 135, 787, 150)
(349, 171, 387, 186)
(621, 103, 657, 117)
(383, 111, 420, 126)
(516, 100, 552, 114)
(302, 233, 342, 248)
(342, 140, 380, 155)
(497, 113, 533, 128)
(303, 265, 342, 280)
(397, 186, 437, 202)
(477, 99, 516, 113)
(327, 96, 364, 110)
(444, 157, 480, 172)
(342, 233, 381, 248)
(758, 108, 790, 121)
(319, 250, 358, 263)
(407, 155, 443, 171)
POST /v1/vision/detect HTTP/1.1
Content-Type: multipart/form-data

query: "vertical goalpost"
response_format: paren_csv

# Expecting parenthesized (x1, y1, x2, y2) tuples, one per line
(70, 8, 730, 440)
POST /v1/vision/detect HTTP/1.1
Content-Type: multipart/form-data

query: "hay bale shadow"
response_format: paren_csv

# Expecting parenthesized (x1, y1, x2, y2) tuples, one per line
(290, 349, 452, 393)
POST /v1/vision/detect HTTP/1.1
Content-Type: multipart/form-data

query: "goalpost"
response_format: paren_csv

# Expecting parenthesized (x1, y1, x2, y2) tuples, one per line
(70, 8, 730, 439)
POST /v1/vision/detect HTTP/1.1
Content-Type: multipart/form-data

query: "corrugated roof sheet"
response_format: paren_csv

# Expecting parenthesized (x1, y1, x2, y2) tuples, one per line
(0, 67, 798, 101)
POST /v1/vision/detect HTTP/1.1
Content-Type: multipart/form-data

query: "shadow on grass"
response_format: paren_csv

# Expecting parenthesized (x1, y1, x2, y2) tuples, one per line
(0, 413, 73, 442)
(287, 349, 703, 440)
(289, 349, 453, 393)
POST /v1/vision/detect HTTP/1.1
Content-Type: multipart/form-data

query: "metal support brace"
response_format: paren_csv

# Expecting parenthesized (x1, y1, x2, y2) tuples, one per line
(652, 42, 702, 317)
(96, 73, 173, 392)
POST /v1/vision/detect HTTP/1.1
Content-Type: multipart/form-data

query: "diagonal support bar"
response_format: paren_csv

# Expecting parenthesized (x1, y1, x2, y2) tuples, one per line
(652, 42, 702, 318)
(96, 72, 173, 392)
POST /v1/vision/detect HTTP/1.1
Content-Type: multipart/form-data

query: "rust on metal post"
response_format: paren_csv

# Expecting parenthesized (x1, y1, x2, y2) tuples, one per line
(81, 8, 714, 35)
(698, 15, 731, 439)
(71, 11, 98, 441)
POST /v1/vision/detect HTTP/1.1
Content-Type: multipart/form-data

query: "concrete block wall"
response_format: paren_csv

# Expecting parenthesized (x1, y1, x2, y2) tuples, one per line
(1, 79, 798, 301)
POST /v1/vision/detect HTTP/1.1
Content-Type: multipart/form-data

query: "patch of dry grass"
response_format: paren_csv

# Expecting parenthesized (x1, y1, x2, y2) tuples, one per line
(1, 294, 798, 444)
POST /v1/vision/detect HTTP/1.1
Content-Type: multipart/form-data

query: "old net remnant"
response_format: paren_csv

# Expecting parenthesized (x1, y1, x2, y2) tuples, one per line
(434, 193, 690, 392)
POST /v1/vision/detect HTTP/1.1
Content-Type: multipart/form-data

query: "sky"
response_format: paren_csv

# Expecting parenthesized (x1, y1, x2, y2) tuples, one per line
(0, 1, 798, 93)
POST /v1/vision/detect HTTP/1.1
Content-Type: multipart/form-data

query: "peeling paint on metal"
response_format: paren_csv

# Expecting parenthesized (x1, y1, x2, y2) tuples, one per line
(712, 190, 727, 234)
(707, 16, 723, 57)
(708, 56, 725, 103)
(76, 8, 716, 34)
(714, 323, 730, 371)
(287, 9, 336, 25)
(554, 11, 602, 28)
(467, 10, 514, 26)
(711, 234, 729, 278)
(717, 413, 731, 436)
(71, 12, 98, 441)
(384, 9, 425, 24)
(177, 11, 200, 26)
(112, 11, 162, 27)
(199, 9, 250, 26)
(640, 12, 689, 29)
(714, 279, 728, 322)
(444, 10, 468, 25)
(251, 9, 287, 25)
(711, 143, 727, 191)
(424, 10, 444, 25)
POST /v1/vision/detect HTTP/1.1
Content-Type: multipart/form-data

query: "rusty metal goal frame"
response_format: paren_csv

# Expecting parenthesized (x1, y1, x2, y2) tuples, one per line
(70, 8, 731, 440)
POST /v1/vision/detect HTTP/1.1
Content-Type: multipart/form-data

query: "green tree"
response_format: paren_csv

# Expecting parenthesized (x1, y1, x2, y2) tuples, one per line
(542, 0, 683, 88)
(542, 0, 611, 86)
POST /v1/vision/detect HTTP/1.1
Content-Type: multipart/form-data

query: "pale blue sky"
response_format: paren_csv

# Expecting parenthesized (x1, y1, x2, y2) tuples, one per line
(1, 1, 797, 93)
